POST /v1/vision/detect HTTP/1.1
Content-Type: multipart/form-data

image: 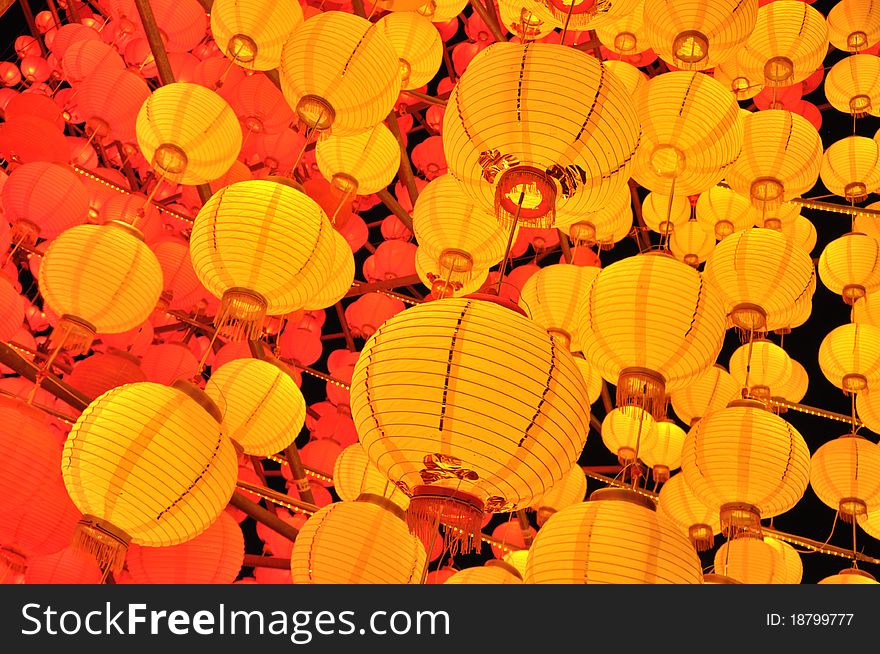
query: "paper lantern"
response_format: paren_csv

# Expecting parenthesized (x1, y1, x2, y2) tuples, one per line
(670, 220, 715, 266)
(737, 1, 829, 88)
(818, 232, 880, 305)
(827, 0, 880, 52)
(657, 472, 720, 551)
(641, 419, 687, 483)
(315, 123, 400, 196)
(818, 568, 879, 585)
(418, 0, 469, 23)
(443, 41, 641, 228)
(561, 184, 634, 247)
(518, 262, 600, 351)
(189, 179, 334, 340)
(38, 222, 164, 354)
(695, 185, 759, 240)
(643, 0, 758, 71)
(210, 0, 304, 71)
(703, 227, 815, 334)
(126, 511, 244, 584)
(62, 381, 238, 572)
(594, 0, 648, 56)
(572, 353, 602, 406)
(818, 322, 880, 394)
(279, 11, 401, 137)
(290, 498, 427, 584)
(530, 464, 587, 526)
(632, 71, 742, 196)
(444, 561, 523, 584)
(302, 228, 355, 311)
(151, 237, 203, 310)
(680, 399, 811, 532)
(376, 12, 443, 90)
(727, 339, 792, 400)
(725, 110, 822, 211)
(63, 349, 146, 400)
(524, 488, 703, 584)
(0, 274, 24, 342)
(227, 74, 295, 136)
(779, 214, 817, 254)
(344, 292, 405, 339)
(415, 247, 490, 299)
(714, 55, 764, 101)
(853, 290, 880, 328)
(0, 477, 81, 565)
(139, 342, 199, 385)
(24, 547, 102, 584)
(756, 200, 802, 230)
(774, 358, 809, 403)
(0, 114, 69, 164)
(2, 161, 89, 243)
(350, 296, 591, 553)
(825, 55, 880, 118)
(77, 67, 149, 142)
(602, 59, 648, 96)
(714, 536, 803, 584)
(333, 443, 409, 511)
(601, 407, 657, 465)
(821, 136, 880, 202)
(136, 82, 242, 185)
(642, 192, 691, 235)
(579, 252, 726, 420)
(204, 358, 305, 457)
(536, 0, 641, 32)
(810, 434, 880, 521)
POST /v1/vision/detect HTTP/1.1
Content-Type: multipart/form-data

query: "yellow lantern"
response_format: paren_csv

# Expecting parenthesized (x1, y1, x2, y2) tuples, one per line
(775, 359, 809, 404)
(757, 200, 801, 230)
(602, 60, 648, 97)
(703, 227, 815, 334)
(658, 472, 720, 551)
(736, 0, 829, 88)
(204, 358, 305, 457)
(279, 11, 401, 137)
(349, 296, 591, 553)
(826, 55, 880, 118)
(209, 0, 304, 71)
(595, 0, 648, 56)
(810, 434, 880, 522)
(819, 232, 880, 305)
(819, 568, 880, 584)
(725, 110, 823, 211)
(375, 12, 443, 91)
(518, 262, 601, 351)
(561, 184, 633, 248)
(443, 41, 641, 228)
(670, 219, 716, 266)
(332, 443, 410, 511)
(854, 201, 880, 242)
(632, 71, 743, 196)
(827, 0, 880, 53)
(62, 381, 238, 573)
(642, 191, 691, 235)
(416, 0, 468, 22)
(641, 419, 687, 483)
(497, 0, 557, 41)
(444, 561, 523, 584)
(290, 498, 426, 584)
(530, 464, 587, 526)
(821, 136, 880, 202)
(818, 322, 880, 394)
(572, 353, 602, 406)
(779, 214, 817, 254)
(38, 223, 163, 355)
(601, 407, 657, 465)
(858, 502, 880, 539)
(579, 252, 727, 420)
(135, 82, 242, 185)
(714, 536, 803, 584)
(695, 185, 760, 240)
(189, 179, 335, 340)
(670, 364, 741, 426)
(853, 290, 880, 327)
(643, 0, 759, 71)
(680, 399, 811, 533)
(524, 488, 703, 584)
(727, 338, 793, 400)
(414, 246, 490, 299)
(536, 0, 642, 32)
(315, 123, 400, 196)
(303, 228, 355, 311)
(713, 56, 764, 101)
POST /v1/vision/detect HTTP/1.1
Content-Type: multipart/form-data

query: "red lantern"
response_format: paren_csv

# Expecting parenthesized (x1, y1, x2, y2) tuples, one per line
(0, 62, 21, 86)
(49, 23, 100, 60)
(255, 510, 307, 558)
(3, 161, 89, 242)
(299, 439, 343, 485)
(139, 342, 200, 385)
(0, 115, 69, 164)
(490, 518, 535, 559)
(24, 547, 103, 584)
(338, 213, 369, 253)
(344, 293, 405, 339)
(411, 135, 447, 180)
(19, 56, 50, 84)
(62, 349, 146, 401)
(98, 320, 155, 358)
(278, 327, 323, 367)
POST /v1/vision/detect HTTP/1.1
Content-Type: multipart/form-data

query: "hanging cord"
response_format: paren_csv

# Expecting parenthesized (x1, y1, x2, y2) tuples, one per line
(494, 191, 525, 295)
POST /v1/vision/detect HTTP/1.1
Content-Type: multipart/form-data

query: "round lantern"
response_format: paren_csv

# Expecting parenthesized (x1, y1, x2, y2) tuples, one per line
(714, 55, 764, 101)
(210, 0, 304, 71)
(774, 358, 809, 403)
(810, 434, 880, 522)
(152, 237, 203, 310)
(315, 123, 400, 196)
(643, 0, 758, 71)
(204, 357, 305, 457)
(0, 274, 24, 342)
(376, 11, 443, 91)
(77, 67, 150, 142)
(126, 511, 244, 584)
(518, 262, 601, 351)
(680, 399, 811, 533)
(819, 568, 879, 585)
(529, 464, 587, 526)
(136, 82, 243, 185)
(737, 1, 829, 88)
(670, 220, 716, 266)
(695, 184, 759, 240)
(641, 419, 686, 483)
(572, 353, 602, 406)
(139, 342, 199, 385)
(350, 296, 591, 553)
(332, 443, 409, 511)
(63, 349, 146, 400)
(561, 184, 634, 247)
(714, 536, 803, 584)
(443, 41, 641, 228)
(579, 252, 726, 420)
(416, 247, 490, 299)
(826, 55, 880, 118)
(725, 110, 823, 211)
(642, 191, 691, 235)
(821, 136, 880, 202)
(24, 547, 103, 584)
(631, 71, 742, 196)
(290, 498, 427, 584)
(189, 178, 334, 340)
(819, 232, 880, 305)
(62, 381, 238, 573)
(853, 290, 880, 327)
(38, 222, 163, 354)
(279, 11, 401, 137)
(657, 472, 720, 551)
(444, 561, 522, 584)
(779, 214, 818, 254)
(818, 322, 880, 394)
(302, 228, 355, 311)
(594, 0, 648, 56)
(226, 74, 295, 136)
(536, 0, 641, 32)
(61, 40, 125, 85)
(727, 339, 792, 400)
(603, 59, 647, 96)
(601, 407, 658, 465)
(524, 488, 703, 584)
(827, 0, 880, 53)
(703, 227, 815, 334)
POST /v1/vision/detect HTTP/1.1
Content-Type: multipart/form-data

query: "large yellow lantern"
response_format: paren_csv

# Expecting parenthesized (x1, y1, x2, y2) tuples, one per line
(279, 11, 401, 137)
(695, 185, 759, 240)
(530, 464, 587, 526)
(819, 568, 879, 584)
(727, 338, 793, 400)
(810, 434, 880, 522)
(820, 136, 880, 202)
(642, 191, 691, 235)
(414, 247, 489, 299)
(561, 184, 634, 247)
(818, 232, 880, 304)
(315, 123, 400, 196)
(658, 472, 720, 551)
(600, 407, 657, 465)
(38, 223, 163, 355)
(827, 0, 880, 53)
(670, 219, 716, 266)
(579, 252, 727, 420)
(714, 536, 803, 584)
(189, 179, 335, 340)
(443, 41, 641, 228)
(349, 296, 591, 553)
(825, 55, 880, 118)
(375, 11, 443, 91)
(62, 381, 238, 573)
(524, 489, 703, 584)
(209, 0, 304, 71)
(641, 419, 687, 483)
(643, 0, 759, 71)
(135, 82, 242, 185)
(818, 322, 880, 394)
(332, 443, 410, 511)
(670, 364, 741, 426)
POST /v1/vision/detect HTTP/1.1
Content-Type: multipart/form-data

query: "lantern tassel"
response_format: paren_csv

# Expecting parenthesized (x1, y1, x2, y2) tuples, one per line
(616, 367, 667, 422)
(71, 516, 131, 576)
(214, 287, 268, 342)
(407, 486, 485, 557)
